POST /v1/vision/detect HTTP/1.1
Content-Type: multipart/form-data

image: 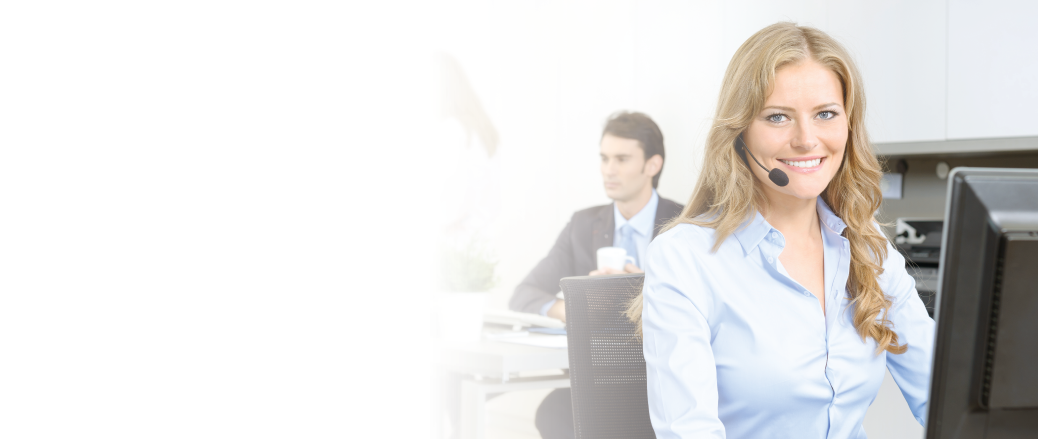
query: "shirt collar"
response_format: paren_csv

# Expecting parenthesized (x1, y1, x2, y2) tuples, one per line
(614, 189, 659, 237)
(732, 196, 848, 256)
(816, 196, 847, 235)
(732, 210, 773, 256)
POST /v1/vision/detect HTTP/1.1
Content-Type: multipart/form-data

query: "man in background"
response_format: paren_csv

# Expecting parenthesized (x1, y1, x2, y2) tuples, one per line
(508, 111, 684, 439)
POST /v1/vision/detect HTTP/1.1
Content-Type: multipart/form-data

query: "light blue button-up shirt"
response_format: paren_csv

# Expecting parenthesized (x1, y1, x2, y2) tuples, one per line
(642, 197, 934, 439)
(613, 189, 659, 267)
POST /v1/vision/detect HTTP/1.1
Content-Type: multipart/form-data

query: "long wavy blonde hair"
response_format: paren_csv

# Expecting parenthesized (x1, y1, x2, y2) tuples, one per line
(627, 22, 905, 355)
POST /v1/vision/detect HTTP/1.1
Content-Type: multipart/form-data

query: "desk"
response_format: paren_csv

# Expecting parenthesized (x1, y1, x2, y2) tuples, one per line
(439, 336, 570, 439)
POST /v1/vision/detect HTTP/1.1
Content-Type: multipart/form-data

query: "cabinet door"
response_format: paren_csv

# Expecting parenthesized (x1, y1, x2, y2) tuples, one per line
(827, 0, 947, 144)
(948, 0, 1038, 139)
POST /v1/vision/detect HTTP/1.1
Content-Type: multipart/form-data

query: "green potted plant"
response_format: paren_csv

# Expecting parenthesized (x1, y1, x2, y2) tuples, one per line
(436, 240, 498, 342)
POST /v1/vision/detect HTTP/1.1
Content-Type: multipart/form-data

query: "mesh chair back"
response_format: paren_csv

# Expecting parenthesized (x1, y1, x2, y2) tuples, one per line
(560, 274, 654, 439)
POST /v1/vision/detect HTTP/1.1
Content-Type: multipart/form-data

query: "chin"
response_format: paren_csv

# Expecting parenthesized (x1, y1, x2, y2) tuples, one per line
(782, 184, 827, 200)
(782, 177, 832, 198)
(792, 191, 824, 201)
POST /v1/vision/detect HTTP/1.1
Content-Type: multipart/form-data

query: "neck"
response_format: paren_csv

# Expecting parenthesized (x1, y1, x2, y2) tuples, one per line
(616, 186, 654, 220)
(762, 193, 819, 238)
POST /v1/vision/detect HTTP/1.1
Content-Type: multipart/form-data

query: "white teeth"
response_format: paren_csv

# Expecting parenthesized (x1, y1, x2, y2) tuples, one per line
(781, 158, 821, 168)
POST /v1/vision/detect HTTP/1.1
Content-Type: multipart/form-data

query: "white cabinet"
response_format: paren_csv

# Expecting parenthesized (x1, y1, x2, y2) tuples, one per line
(826, 0, 947, 144)
(947, 0, 1038, 139)
(830, 0, 1038, 145)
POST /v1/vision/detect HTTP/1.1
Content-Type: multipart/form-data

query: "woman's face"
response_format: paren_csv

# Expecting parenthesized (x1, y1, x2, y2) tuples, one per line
(743, 59, 848, 203)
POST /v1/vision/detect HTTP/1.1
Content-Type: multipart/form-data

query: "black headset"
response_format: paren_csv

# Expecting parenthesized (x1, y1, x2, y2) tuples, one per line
(734, 135, 789, 187)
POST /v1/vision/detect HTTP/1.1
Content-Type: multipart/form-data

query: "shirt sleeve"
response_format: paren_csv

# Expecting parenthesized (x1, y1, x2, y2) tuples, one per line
(879, 240, 936, 426)
(642, 230, 725, 438)
(538, 299, 556, 316)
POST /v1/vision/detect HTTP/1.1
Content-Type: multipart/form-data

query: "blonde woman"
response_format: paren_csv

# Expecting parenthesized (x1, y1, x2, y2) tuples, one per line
(632, 23, 934, 438)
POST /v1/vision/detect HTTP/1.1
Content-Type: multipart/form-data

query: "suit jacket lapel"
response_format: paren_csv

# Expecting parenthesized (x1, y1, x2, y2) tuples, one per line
(591, 204, 614, 250)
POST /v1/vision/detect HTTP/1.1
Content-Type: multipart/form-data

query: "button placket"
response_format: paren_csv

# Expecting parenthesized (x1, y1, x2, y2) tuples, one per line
(766, 231, 782, 265)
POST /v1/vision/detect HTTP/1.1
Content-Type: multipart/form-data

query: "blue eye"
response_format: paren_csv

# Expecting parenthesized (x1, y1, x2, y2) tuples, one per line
(818, 110, 837, 120)
(766, 114, 788, 123)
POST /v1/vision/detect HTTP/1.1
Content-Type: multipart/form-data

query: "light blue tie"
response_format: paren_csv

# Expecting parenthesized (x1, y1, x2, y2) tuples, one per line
(619, 224, 639, 268)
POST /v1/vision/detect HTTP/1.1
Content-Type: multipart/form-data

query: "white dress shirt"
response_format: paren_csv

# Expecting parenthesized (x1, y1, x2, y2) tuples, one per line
(641, 197, 934, 439)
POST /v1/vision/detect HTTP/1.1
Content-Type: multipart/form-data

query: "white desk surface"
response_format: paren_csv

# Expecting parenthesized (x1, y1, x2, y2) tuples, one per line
(438, 335, 569, 378)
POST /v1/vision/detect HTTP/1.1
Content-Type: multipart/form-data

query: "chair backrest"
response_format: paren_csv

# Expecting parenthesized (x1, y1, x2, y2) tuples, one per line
(560, 273, 654, 439)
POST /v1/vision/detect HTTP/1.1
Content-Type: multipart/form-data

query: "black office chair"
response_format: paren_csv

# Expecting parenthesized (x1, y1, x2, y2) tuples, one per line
(560, 273, 655, 439)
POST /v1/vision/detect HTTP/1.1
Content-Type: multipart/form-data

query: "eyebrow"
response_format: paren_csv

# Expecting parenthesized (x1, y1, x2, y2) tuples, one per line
(763, 102, 842, 112)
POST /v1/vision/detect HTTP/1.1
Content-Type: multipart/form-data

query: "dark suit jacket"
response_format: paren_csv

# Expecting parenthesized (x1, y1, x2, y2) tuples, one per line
(508, 196, 684, 314)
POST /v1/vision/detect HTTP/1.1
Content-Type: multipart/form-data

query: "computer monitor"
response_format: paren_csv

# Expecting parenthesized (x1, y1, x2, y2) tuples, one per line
(926, 168, 1038, 439)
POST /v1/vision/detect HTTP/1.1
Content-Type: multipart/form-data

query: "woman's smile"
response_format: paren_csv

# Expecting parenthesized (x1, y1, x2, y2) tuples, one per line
(777, 156, 826, 174)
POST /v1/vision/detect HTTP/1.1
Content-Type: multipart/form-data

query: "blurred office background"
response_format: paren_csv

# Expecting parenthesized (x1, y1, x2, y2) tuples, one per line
(434, 1, 1038, 438)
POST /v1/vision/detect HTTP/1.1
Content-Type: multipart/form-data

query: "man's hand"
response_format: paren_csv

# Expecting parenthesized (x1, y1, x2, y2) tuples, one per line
(588, 263, 644, 276)
(547, 300, 566, 323)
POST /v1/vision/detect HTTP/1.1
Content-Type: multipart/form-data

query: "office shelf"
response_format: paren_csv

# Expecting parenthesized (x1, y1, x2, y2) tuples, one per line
(875, 136, 1038, 157)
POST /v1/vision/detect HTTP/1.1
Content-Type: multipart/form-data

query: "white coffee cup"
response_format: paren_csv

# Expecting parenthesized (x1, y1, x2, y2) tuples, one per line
(596, 246, 636, 271)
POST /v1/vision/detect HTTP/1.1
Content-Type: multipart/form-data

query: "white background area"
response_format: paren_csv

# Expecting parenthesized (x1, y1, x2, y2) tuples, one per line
(1, 1, 436, 437)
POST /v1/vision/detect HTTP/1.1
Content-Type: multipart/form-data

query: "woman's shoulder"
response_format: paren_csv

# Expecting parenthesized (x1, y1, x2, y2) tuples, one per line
(657, 222, 714, 241)
(649, 222, 717, 255)
(644, 223, 724, 307)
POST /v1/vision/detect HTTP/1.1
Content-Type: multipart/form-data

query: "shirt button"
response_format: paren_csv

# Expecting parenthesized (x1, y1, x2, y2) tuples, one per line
(767, 256, 774, 263)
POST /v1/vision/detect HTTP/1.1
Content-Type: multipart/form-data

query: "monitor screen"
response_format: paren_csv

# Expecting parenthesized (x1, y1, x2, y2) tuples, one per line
(926, 168, 1038, 439)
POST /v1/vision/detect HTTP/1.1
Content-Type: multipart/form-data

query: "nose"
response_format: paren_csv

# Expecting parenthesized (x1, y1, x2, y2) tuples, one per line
(791, 120, 819, 151)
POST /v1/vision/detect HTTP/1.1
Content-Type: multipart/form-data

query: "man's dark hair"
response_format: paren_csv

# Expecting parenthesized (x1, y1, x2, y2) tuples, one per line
(601, 111, 665, 188)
